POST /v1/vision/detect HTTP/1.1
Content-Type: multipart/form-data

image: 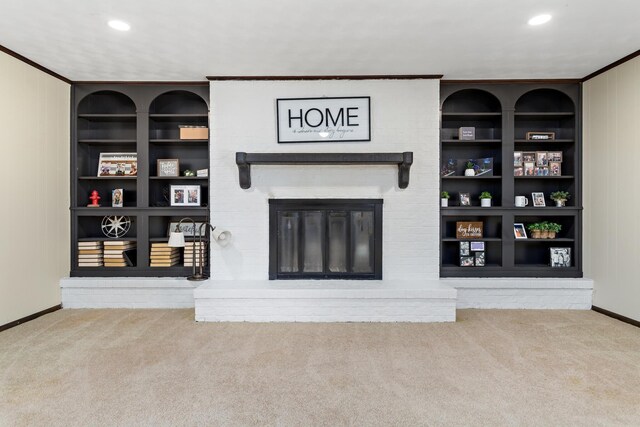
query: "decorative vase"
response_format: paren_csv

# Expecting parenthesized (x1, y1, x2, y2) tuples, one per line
(532, 230, 542, 239)
(441, 198, 449, 208)
(548, 231, 556, 239)
(555, 199, 566, 207)
(540, 230, 550, 239)
(465, 168, 475, 177)
(481, 198, 491, 208)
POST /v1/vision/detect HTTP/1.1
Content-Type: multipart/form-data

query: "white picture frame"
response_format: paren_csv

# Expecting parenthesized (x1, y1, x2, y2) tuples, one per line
(514, 223, 528, 239)
(532, 192, 546, 207)
(170, 185, 201, 207)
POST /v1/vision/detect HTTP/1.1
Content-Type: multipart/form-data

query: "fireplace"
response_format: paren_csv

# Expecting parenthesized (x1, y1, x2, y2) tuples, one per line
(269, 199, 383, 279)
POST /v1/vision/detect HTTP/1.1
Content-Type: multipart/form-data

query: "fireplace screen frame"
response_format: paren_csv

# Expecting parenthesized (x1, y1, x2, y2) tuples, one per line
(269, 199, 383, 280)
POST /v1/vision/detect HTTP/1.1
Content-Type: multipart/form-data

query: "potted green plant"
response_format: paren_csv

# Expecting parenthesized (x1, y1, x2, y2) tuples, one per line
(527, 223, 542, 239)
(479, 191, 492, 208)
(550, 191, 570, 207)
(441, 191, 450, 208)
(547, 222, 562, 239)
(539, 221, 551, 239)
(464, 161, 475, 177)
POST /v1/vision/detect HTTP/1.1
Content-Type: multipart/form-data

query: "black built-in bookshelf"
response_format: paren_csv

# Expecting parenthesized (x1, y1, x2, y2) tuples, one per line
(440, 83, 582, 278)
(71, 84, 210, 277)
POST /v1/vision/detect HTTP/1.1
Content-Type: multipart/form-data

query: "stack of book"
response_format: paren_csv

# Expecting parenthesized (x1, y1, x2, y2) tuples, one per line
(77, 241, 103, 267)
(184, 242, 207, 267)
(150, 242, 180, 267)
(104, 241, 136, 267)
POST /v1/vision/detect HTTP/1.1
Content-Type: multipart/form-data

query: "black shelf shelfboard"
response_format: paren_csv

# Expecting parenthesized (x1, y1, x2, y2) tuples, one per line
(442, 175, 502, 179)
(515, 238, 575, 243)
(77, 237, 138, 242)
(149, 176, 209, 180)
(78, 176, 137, 180)
(442, 237, 502, 242)
(149, 139, 208, 144)
(77, 114, 137, 122)
(515, 176, 574, 179)
(78, 139, 137, 145)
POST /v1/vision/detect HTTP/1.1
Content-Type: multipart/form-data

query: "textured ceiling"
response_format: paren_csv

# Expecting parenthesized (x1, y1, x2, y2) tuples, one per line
(0, 0, 638, 81)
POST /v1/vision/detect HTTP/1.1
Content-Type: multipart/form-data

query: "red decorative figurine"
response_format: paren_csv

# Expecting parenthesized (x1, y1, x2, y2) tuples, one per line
(88, 190, 101, 207)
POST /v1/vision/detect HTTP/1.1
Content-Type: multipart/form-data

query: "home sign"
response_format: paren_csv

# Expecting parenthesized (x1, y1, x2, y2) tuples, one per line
(276, 97, 371, 143)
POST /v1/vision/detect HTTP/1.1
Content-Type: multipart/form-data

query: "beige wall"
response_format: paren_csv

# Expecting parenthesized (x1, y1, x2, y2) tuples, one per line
(0, 51, 70, 325)
(583, 56, 640, 321)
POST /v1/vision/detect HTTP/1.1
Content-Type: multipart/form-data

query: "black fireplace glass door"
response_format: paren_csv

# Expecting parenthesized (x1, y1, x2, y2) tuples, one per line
(328, 212, 348, 273)
(303, 211, 324, 273)
(351, 211, 374, 273)
(278, 212, 299, 273)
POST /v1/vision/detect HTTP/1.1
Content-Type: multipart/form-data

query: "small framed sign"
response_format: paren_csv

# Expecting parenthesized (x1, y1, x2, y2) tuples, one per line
(456, 221, 483, 239)
(276, 97, 371, 143)
(167, 221, 206, 237)
(526, 131, 555, 140)
(157, 159, 180, 177)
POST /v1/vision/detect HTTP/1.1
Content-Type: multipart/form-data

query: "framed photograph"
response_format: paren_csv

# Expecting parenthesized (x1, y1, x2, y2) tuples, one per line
(514, 167, 524, 176)
(459, 241, 470, 256)
(550, 247, 571, 267)
(470, 241, 485, 251)
(513, 223, 528, 239)
(97, 153, 137, 177)
(548, 151, 563, 162)
(532, 192, 546, 207)
(536, 151, 549, 167)
(112, 189, 123, 207)
(157, 159, 180, 177)
(441, 159, 457, 177)
(170, 185, 201, 207)
(535, 166, 549, 176)
(526, 131, 555, 141)
(522, 152, 536, 162)
(474, 251, 485, 267)
(514, 152, 523, 167)
(549, 161, 561, 176)
(524, 162, 535, 176)
(460, 256, 475, 267)
(459, 192, 471, 206)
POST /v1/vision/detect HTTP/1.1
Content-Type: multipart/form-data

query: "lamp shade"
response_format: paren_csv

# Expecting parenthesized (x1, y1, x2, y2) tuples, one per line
(212, 229, 232, 245)
(168, 231, 186, 247)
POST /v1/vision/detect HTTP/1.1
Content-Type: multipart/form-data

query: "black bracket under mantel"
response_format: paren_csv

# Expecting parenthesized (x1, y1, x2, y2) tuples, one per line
(235, 152, 413, 189)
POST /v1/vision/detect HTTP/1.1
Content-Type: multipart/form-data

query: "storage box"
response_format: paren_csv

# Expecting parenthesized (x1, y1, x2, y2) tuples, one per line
(179, 126, 208, 140)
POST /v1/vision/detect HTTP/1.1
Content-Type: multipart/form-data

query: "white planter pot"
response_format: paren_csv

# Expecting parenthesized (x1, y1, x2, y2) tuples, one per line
(555, 199, 566, 207)
(441, 198, 449, 207)
(481, 198, 491, 208)
(465, 168, 475, 177)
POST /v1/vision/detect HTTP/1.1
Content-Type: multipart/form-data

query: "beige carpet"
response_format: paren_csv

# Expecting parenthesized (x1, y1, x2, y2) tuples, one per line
(1, 309, 639, 426)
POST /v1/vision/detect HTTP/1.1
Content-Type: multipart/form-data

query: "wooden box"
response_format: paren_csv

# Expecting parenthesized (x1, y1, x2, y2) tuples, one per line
(179, 126, 209, 140)
(456, 221, 483, 239)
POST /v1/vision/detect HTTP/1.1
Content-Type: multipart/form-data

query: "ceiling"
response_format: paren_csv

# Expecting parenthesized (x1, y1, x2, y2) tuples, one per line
(0, 0, 638, 81)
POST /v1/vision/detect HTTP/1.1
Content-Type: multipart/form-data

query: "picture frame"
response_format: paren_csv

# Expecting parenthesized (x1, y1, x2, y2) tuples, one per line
(548, 151, 563, 162)
(460, 256, 475, 267)
(514, 152, 523, 167)
(549, 161, 561, 176)
(459, 241, 470, 256)
(550, 247, 571, 267)
(97, 152, 137, 177)
(170, 185, 201, 207)
(459, 192, 471, 206)
(514, 167, 524, 176)
(157, 159, 180, 177)
(112, 188, 123, 208)
(522, 152, 536, 163)
(167, 221, 206, 237)
(474, 251, 485, 267)
(532, 192, 546, 207)
(535, 166, 549, 176)
(513, 223, 528, 239)
(456, 221, 483, 239)
(526, 131, 555, 141)
(536, 151, 549, 167)
(470, 241, 485, 251)
(524, 162, 535, 176)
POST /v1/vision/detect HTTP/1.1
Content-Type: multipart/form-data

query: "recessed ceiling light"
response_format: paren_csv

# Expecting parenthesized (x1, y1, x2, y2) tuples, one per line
(108, 20, 130, 31)
(528, 14, 552, 26)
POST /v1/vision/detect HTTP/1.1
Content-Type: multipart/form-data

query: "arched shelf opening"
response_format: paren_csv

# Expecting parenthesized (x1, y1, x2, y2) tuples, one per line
(77, 90, 136, 115)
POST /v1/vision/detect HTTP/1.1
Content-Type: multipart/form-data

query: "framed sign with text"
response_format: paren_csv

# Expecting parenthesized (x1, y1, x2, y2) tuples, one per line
(276, 97, 370, 143)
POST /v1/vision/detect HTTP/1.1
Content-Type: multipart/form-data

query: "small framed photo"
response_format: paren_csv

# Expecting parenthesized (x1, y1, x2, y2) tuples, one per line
(550, 247, 571, 267)
(157, 159, 180, 177)
(514, 152, 523, 167)
(513, 223, 527, 239)
(536, 151, 549, 167)
(549, 161, 561, 176)
(459, 192, 471, 206)
(170, 185, 201, 206)
(459, 241, 470, 256)
(524, 162, 535, 176)
(522, 152, 536, 163)
(535, 166, 549, 176)
(470, 241, 485, 251)
(460, 256, 475, 267)
(514, 167, 524, 176)
(526, 131, 555, 141)
(532, 192, 546, 207)
(548, 151, 563, 162)
(474, 251, 485, 267)
(112, 188, 123, 207)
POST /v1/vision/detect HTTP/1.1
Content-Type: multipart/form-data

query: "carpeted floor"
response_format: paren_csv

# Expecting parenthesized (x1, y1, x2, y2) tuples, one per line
(1, 309, 639, 426)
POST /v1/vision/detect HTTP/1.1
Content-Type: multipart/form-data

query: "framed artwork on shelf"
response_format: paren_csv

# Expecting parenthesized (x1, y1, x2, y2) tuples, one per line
(550, 247, 571, 267)
(536, 151, 549, 167)
(514, 152, 523, 167)
(524, 162, 535, 176)
(548, 151, 563, 162)
(97, 153, 137, 177)
(170, 185, 201, 207)
(526, 131, 555, 140)
(522, 152, 536, 163)
(474, 251, 485, 266)
(112, 189, 123, 207)
(459, 192, 471, 206)
(535, 166, 549, 176)
(514, 167, 524, 176)
(549, 161, 561, 176)
(470, 241, 485, 251)
(513, 223, 527, 239)
(460, 256, 475, 267)
(456, 221, 483, 239)
(459, 241, 470, 256)
(157, 159, 180, 177)
(167, 221, 206, 237)
(532, 192, 546, 207)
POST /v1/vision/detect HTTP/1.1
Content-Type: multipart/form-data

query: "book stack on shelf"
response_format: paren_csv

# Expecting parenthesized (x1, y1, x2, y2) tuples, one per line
(77, 241, 103, 267)
(104, 241, 136, 267)
(150, 242, 181, 267)
(184, 242, 207, 267)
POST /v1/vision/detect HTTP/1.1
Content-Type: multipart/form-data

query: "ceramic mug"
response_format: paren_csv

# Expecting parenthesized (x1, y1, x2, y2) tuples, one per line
(515, 196, 529, 207)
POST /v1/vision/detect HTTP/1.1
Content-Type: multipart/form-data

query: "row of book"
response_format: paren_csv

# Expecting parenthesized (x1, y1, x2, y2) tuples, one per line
(77, 241, 136, 267)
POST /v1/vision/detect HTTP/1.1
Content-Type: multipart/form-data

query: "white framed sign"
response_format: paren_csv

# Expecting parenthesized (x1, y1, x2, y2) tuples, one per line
(276, 97, 370, 143)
